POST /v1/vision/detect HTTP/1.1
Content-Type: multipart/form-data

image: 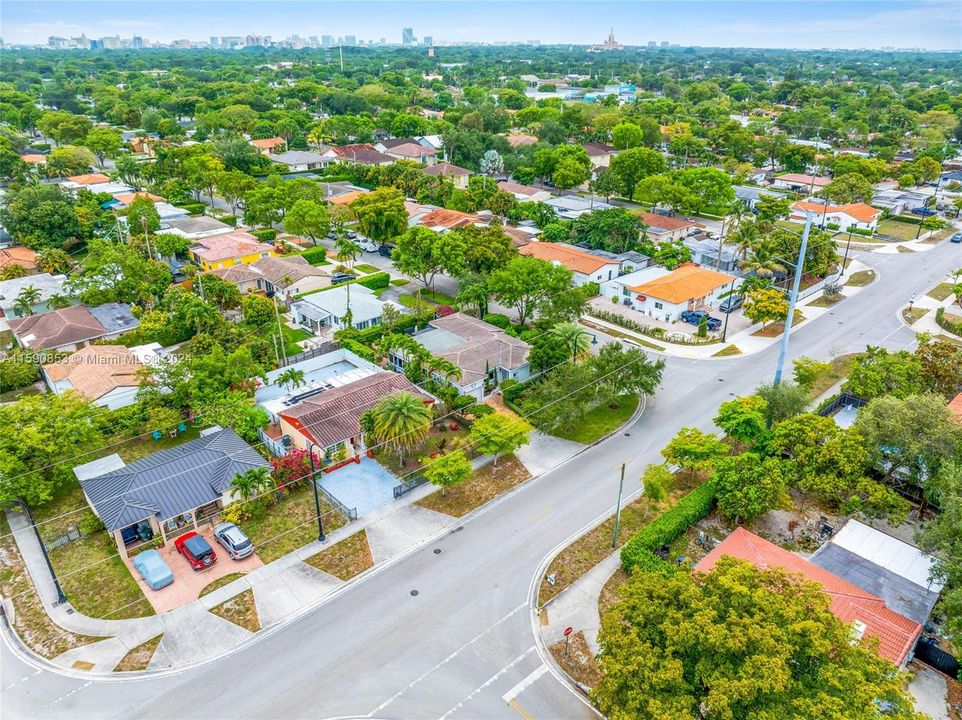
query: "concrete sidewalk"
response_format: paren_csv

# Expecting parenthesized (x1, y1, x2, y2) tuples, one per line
(6, 475, 459, 674)
(540, 550, 621, 654)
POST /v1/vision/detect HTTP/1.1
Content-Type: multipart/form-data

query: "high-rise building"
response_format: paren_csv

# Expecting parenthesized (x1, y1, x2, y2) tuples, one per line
(321, 35, 335, 47)
(402, 27, 415, 45)
(660, 40, 669, 47)
(344, 35, 356, 46)
(647, 40, 657, 48)
(208, 36, 218, 48)
(423, 36, 433, 47)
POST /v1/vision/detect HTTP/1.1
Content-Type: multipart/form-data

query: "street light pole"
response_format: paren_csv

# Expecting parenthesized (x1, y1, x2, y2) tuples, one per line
(611, 461, 627, 549)
(721, 278, 736, 342)
(306, 442, 326, 542)
(773, 211, 814, 386)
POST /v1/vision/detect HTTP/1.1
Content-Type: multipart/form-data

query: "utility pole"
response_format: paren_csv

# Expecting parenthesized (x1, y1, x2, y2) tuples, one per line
(721, 278, 736, 342)
(339, 45, 344, 72)
(306, 442, 326, 542)
(611, 460, 627, 549)
(273, 296, 286, 367)
(772, 211, 814, 386)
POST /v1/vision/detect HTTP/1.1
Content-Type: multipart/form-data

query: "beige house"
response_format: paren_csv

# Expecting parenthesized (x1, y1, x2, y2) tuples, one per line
(208, 254, 331, 303)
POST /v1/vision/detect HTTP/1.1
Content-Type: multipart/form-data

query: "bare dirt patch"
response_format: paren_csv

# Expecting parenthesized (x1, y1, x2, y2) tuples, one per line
(209, 588, 260, 633)
(548, 631, 602, 689)
(416, 454, 530, 517)
(114, 634, 163, 672)
(304, 529, 373, 580)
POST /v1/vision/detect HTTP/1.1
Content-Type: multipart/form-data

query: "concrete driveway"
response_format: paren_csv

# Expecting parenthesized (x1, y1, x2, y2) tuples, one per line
(125, 526, 264, 614)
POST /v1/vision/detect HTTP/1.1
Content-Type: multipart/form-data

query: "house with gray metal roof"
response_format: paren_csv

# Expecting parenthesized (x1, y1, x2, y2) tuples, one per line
(74, 428, 270, 556)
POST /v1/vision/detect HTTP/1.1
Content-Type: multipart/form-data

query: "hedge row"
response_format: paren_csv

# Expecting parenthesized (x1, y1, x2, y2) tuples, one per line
(340, 337, 376, 362)
(936, 307, 962, 337)
(620, 479, 717, 573)
(355, 271, 390, 291)
(300, 246, 327, 265)
(220, 215, 238, 227)
(176, 202, 206, 215)
(251, 229, 277, 242)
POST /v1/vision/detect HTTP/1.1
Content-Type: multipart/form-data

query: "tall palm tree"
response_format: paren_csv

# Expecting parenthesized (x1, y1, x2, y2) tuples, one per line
(13, 285, 41, 316)
(231, 467, 274, 502)
(277, 368, 306, 391)
(371, 391, 432, 464)
(727, 220, 764, 263)
(738, 240, 787, 278)
(550, 322, 591, 362)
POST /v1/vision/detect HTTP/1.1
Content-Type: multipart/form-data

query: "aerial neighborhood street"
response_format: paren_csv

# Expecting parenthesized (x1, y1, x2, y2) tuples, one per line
(1, 3, 962, 719)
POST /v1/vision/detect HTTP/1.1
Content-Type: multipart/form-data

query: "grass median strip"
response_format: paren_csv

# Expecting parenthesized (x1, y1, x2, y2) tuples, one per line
(712, 344, 742, 357)
(209, 589, 260, 633)
(928, 282, 957, 301)
(416, 455, 530, 517)
(114, 634, 163, 672)
(845, 269, 876, 287)
(552, 394, 639, 445)
(303, 529, 373, 580)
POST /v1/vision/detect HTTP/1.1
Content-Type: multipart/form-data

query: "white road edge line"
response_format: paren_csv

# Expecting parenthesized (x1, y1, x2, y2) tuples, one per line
(502, 664, 548, 703)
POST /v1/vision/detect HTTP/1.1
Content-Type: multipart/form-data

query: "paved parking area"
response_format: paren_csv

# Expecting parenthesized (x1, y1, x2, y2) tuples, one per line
(589, 297, 751, 340)
(125, 526, 264, 614)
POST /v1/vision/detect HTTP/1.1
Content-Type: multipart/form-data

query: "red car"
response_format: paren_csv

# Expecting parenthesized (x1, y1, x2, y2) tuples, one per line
(174, 531, 217, 571)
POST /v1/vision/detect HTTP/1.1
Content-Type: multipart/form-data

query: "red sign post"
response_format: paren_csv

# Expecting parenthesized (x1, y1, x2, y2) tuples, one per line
(563, 626, 573, 655)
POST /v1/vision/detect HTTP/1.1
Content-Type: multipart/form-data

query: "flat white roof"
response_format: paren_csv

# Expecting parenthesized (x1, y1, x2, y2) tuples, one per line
(831, 519, 943, 592)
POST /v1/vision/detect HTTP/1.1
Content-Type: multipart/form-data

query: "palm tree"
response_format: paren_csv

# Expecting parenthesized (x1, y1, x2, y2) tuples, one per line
(550, 322, 591, 361)
(371, 391, 432, 464)
(231, 467, 274, 502)
(13, 285, 41, 316)
(727, 220, 764, 263)
(47, 293, 71, 310)
(738, 240, 787, 279)
(277, 368, 306, 391)
(426, 356, 461, 383)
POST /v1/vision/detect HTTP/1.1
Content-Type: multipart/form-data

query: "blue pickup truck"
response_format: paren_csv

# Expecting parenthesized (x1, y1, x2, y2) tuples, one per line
(680, 310, 722, 331)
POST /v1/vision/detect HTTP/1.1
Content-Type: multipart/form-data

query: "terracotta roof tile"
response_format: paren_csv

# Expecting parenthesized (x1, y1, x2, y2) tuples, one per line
(8, 305, 108, 349)
(0, 247, 38, 271)
(627, 263, 734, 303)
(67, 173, 111, 185)
(696, 527, 922, 665)
(635, 211, 699, 232)
(421, 162, 472, 178)
(791, 201, 880, 224)
(519, 242, 615, 275)
(43, 345, 143, 400)
(418, 208, 483, 230)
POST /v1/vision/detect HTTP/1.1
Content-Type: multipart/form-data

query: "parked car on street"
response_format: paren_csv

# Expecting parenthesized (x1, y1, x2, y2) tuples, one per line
(719, 296, 744, 313)
(331, 272, 356, 284)
(174, 531, 217, 571)
(378, 244, 395, 257)
(951, 232, 962, 244)
(911, 207, 937, 216)
(680, 309, 722, 331)
(213, 522, 254, 560)
(132, 549, 174, 590)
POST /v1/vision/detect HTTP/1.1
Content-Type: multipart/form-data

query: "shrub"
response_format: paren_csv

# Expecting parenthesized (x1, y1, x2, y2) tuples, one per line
(436, 304, 455, 318)
(340, 337, 376, 361)
(356, 272, 390, 291)
(220, 214, 238, 227)
(826, 222, 840, 231)
(483, 313, 512, 330)
(176, 202, 206, 215)
(251, 229, 277, 242)
(582, 281, 600, 297)
(300, 246, 327, 265)
(620, 479, 717, 573)
(0, 354, 40, 391)
(848, 227, 873, 236)
(935, 307, 962, 336)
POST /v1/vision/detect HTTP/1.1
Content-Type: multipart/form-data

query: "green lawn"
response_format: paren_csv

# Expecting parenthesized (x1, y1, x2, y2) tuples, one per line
(845, 270, 876, 287)
(114, 425, 203, 464)
(354, 263, 380, 274)
(928, 283, 957, 301)
(876, 219, 922, 241)
(421, 289, 457, 306)
(278, 324, 312, 356)
(240, 483, 348, 563)
(552, 394, 639, 444)
(389, 278, 410, 287)
(397, 294, 428, 309)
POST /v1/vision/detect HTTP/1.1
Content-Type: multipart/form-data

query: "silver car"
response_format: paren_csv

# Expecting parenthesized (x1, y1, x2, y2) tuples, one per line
(213, 522, 254, 560)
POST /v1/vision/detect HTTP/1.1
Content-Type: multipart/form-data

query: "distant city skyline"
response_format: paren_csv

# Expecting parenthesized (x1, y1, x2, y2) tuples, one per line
(2, 0, 960, 50)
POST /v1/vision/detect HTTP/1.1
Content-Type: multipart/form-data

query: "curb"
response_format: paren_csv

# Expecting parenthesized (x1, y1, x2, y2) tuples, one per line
(1, 393, 650, 683)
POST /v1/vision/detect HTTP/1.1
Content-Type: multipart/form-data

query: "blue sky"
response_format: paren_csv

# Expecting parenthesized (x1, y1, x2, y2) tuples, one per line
(2, 1, 960, 50)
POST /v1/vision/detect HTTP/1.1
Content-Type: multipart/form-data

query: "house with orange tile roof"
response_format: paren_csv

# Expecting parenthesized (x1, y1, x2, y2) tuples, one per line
(772, 173, 831, 191)
(416, 208, 486, 232)
(250, 136, 287, 155)
(383, 142, 437, 165)
(636, 211, 702, 241)
(20, 153, 47, 166)
(187, 232, 277, 271)
(0, 246, 39, 274)
(42, 343, 162, 410)
(519, 242, 624, 285)
(601, 262, 737, 322)
(949, 393, 962, 424)
(790, 200, 881, 231)
(696, 527, 923, 667)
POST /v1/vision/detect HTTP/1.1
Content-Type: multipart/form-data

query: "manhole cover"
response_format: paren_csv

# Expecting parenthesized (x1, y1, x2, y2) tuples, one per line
(624, 432, 631, 437)
(410, 589, 419, 596)
(433, 548, 442, 554)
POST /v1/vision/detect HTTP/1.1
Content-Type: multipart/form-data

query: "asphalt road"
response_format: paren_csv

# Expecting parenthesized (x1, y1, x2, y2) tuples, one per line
(4, 239, 961, 720)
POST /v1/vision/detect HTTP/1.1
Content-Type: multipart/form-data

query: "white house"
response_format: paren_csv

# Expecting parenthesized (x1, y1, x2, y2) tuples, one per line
(42, 343, 163, 410)
(790, 201, 881, 231)
(871, 188, 930, 216)
(518, 242, 624, 285)
(291, 284, 402, 334)
(601, 263, 737, 323)
(772, 173, 831, 192)
(158, 216, 235, 241)
(270, 150, 327, 172)
(209, 255, 331, 303)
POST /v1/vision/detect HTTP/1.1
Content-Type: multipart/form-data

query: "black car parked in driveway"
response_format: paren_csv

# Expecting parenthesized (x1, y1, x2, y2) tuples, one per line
(679, 309, 722, 331)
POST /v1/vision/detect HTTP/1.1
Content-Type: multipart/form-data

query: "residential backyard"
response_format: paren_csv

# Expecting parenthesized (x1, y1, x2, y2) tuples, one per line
(875, 218, 922, 240)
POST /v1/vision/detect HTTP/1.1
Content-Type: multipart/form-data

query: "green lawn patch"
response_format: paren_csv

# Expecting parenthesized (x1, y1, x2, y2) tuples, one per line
(389, 278, 410, 287)
(876, 219, 923, 241)
(421, 289, 456, 306)
(751, 310, 805, 338)
(844, 270, 876, 287)
(580, 320, 664, 351)
(416, 455, 531, 517)
(199, 572, 246, 597)
(354, 263, 380, 274)
(303, 529, 373, 580)
(807, 293, 844, 308)
(114, 425, 203, 464)
(927, 283, 957, 301)
(114, 634, 163, 672)
(712, 344, 743, 357)
(240, 483, 347, 564)
(805, 352, 862, 400)
(397, 294, 429, 309)
(552, 394, 639, 444)
(902, 307, 928, 325)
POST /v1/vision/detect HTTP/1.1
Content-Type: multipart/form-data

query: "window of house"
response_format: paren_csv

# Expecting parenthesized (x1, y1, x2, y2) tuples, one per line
(654, 301, 663, 309)
(622, 287, 630, 297)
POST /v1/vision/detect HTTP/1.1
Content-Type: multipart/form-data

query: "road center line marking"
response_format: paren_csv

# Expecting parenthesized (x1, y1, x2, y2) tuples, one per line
(507, 698, 535, 720)
(502, 664, 548, 702)
(438, 647, 537, 720)
(367, 602, 526, 716)
(528, 507, 553, 523)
